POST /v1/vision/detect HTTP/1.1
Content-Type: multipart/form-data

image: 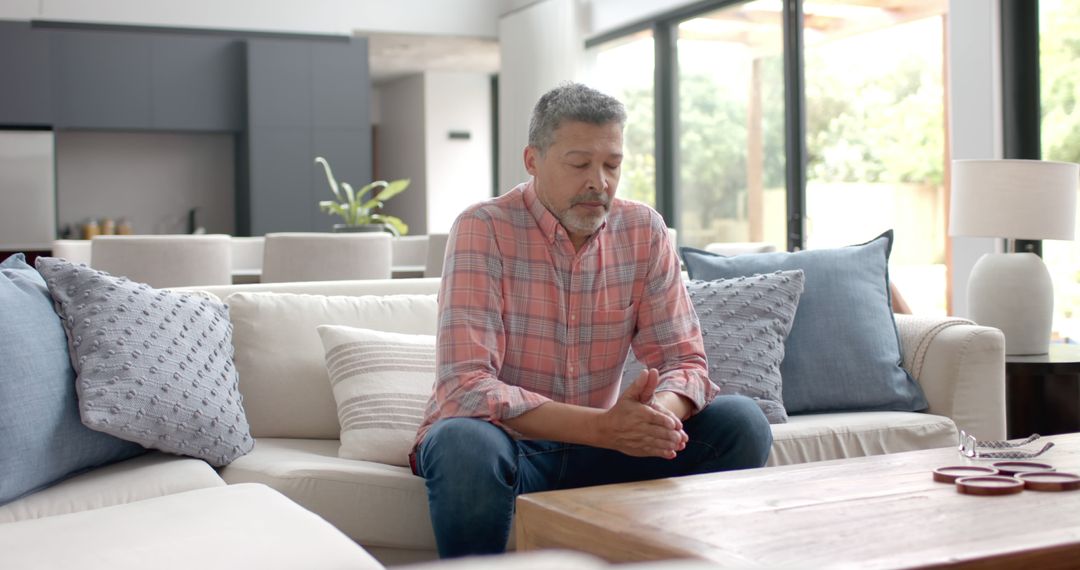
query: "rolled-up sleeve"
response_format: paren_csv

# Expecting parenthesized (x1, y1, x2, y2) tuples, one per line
(630, 215, 717, 413)
(433, 210, 552, 427)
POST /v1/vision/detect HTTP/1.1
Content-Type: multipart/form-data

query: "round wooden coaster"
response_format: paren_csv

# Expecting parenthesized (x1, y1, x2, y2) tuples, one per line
(933, 465, 998, 483)
(1017, 471, 1080, 492)
(955, 476, 1024, 496)
(992, 461, 1055, 476)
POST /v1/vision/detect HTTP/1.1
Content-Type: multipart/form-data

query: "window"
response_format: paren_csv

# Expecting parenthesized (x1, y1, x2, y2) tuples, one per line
(675, 3, 786, 251)
(587, 30, 656, 208)
(1040, 0, 1080, 341)
(585, 0, 949, 314)
(802, 1, 948, 315)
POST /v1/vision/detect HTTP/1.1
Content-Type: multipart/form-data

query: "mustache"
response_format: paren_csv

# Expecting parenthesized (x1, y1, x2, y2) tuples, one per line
(570, 192, 611, 207)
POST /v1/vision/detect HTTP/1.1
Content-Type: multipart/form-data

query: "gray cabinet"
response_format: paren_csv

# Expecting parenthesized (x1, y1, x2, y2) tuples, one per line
(244, 38, 371, 234)
(51, 30, 243, 131)
(151, 36, 244, 131)
(0, 22, 52, 126)
(51, 29, 154, 129)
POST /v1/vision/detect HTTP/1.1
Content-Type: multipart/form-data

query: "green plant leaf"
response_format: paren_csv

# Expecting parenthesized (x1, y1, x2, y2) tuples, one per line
(355, 180, 387, 203)
(314, 157, 342, 201)
(370, 214, 408, 236)
(360, 179, 409, 211)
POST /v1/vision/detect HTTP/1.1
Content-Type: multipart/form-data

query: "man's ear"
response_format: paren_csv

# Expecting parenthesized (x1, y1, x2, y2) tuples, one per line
(523, 145, 538, 176)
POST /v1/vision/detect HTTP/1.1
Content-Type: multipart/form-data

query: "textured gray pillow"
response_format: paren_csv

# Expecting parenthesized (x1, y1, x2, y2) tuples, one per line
(36, 257, 253, 467)
(624, 270, 805, 423)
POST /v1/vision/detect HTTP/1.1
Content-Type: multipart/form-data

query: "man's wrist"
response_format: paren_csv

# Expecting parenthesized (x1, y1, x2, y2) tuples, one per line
(654, 390, 694, 421)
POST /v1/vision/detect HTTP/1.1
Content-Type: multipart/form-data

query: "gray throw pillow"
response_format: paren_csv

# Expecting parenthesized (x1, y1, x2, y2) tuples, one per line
(624, 270, 805, 423)
(35, 257, 253, 467)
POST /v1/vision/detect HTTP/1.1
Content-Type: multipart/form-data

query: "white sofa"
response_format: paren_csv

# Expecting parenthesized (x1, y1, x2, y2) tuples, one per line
(188, 278, 1004, 566)
(0, 277, 1006, 568)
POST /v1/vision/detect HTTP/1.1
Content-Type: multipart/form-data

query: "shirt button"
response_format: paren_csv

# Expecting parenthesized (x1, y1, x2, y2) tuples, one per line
(571, 314, 576, 320)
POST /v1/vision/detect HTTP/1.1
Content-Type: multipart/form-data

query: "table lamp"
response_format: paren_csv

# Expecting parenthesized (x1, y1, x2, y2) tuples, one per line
(950, 159, 1079, 355)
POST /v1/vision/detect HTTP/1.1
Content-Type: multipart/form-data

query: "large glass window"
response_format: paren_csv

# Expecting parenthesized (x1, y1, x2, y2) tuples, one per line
(587, 31, 656, 208)
(803, 1, 948, 315)
(674, 3, 786, 251)
(1040, 0, 1080, 342)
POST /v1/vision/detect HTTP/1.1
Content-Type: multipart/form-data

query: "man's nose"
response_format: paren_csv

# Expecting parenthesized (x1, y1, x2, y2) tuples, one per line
(589, 166, 610, 192)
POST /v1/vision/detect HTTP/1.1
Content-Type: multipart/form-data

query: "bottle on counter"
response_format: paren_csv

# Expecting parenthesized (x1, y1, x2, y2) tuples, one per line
(116, 218, 133, 235)
(81, 219, 100, 240)
(100, 218, 116, 235)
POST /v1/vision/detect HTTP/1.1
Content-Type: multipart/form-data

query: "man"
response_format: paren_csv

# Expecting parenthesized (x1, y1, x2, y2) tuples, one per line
(413, 83, 772, 558)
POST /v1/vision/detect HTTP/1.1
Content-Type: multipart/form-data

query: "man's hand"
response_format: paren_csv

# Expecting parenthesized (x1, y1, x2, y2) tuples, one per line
(593, 369, 688, 459)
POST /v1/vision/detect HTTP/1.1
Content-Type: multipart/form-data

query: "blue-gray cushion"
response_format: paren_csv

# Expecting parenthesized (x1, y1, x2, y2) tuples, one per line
(681, 231, 928, 415)
(623, 270, 805, 423)
(36, 257, 254, 467)
(1, 254, 144, 506)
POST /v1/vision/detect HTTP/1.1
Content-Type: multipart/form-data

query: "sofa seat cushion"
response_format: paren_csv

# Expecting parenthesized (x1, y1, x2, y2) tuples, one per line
(768, 411, 957, 466)
(218, 438, 435, 552)
(0, 452, 224, 524)
(0, 483, 382, 570)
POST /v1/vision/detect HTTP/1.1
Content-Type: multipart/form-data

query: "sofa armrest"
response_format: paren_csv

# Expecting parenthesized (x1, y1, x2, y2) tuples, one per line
(895, 314, 1007, 440)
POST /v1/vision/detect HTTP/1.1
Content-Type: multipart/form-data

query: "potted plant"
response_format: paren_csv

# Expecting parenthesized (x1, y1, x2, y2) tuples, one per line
(315, 156, 411, 235)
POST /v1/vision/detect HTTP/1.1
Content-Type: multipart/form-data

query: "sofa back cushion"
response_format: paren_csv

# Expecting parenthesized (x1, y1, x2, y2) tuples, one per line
(1, 254, 144, 505)
(227, 292, 438, 438)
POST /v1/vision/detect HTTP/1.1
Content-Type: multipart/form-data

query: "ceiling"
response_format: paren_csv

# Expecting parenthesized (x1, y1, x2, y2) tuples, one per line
(362, 32, 500, 84)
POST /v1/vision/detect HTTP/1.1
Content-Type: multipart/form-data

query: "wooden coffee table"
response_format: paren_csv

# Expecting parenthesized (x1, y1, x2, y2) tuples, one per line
(516, 433, 1080, 568)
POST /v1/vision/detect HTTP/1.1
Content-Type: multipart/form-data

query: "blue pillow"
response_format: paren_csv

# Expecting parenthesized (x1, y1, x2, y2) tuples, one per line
(0, 254, 144, 506)
(681, 231, 928, 415)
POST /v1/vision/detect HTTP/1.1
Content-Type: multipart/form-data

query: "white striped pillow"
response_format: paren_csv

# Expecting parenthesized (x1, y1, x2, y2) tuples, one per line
(316, 325, 435, 467)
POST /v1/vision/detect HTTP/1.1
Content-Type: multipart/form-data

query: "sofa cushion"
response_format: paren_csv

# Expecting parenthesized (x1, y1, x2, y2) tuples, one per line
(623, 271, 805, 423)
(681, 231, 929, 415)
(0, 254, 144, 506)
(767, 411, 957, 466)
(36, 257, 254, 467)
(318, 326, 435, 467)
(0, 483, 383, 570)
(218, 438, 436, 553)
(0, 452, 224, 523)
(227, 292, 438, 439)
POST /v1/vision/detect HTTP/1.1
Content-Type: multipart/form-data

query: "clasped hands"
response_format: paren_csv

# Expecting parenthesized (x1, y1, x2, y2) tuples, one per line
(595, 368, 689, 459)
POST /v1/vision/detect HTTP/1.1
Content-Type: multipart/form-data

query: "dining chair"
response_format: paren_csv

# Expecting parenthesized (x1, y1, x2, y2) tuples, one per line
(90, 235, 232, 288)
(261, 232, 392, 283)
(424, 233, 450, 278)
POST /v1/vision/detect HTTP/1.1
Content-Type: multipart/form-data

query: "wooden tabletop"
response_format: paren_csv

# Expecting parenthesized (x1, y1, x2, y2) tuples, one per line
(516, 433, 1080, 569)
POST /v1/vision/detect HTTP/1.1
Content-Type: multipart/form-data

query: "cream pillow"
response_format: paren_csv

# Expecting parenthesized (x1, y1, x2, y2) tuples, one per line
(317, 325, 435, 467)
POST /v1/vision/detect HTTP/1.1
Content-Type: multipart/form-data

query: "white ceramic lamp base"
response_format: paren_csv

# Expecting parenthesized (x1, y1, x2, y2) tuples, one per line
(967, 252, 1054, 356)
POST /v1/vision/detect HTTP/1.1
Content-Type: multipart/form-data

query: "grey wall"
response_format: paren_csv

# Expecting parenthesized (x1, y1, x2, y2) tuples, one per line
(56, 131, 235, 236)
(375, 74, 428, 235)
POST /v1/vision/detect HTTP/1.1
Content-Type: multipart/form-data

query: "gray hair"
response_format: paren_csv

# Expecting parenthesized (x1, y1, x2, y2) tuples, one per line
(528, 83, 626, 153)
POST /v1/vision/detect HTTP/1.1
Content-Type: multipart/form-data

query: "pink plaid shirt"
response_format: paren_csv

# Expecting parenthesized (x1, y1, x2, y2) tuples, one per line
(415, 181, 716, 449)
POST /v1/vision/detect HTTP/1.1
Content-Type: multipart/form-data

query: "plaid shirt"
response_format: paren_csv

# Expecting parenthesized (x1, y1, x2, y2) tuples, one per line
(415, 181, 716, 448)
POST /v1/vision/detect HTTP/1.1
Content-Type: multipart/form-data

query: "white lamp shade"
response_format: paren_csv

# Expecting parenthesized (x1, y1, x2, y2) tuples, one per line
(950, 159, 1079, 240)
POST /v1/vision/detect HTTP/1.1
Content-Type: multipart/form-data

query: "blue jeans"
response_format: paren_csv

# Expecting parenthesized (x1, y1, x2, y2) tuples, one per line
(415, 395, 772, 558)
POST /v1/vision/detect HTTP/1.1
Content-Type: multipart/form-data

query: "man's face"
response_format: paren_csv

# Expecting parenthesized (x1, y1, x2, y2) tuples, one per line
(524, 120, 623, 245)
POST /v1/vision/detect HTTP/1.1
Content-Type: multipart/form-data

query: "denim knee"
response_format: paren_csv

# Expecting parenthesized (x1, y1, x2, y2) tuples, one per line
(418, 417, 516, 481)
(691, 395, 773, 469)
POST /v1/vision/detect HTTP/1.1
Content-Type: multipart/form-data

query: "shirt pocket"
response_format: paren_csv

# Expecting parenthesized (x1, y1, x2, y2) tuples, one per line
(586, 304, 637, 374)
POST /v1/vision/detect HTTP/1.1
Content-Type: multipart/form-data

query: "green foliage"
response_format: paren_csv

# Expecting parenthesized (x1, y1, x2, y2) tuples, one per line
(315, 157, 410, 236)
(1041, 0, 1080, 164)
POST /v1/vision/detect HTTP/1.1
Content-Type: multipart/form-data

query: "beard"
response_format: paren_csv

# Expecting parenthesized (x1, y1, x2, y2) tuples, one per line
(557, 191, 611, 236)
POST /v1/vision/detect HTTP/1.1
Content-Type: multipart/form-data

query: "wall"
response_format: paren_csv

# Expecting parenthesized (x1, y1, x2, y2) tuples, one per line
(0, 0, 509, 38)
(497, 0, 585, 192)
(55, 131, 235, 236)
(947, 0, 1001, 318)
(424, 72, 493, 233)
(375, 74, 428, 235)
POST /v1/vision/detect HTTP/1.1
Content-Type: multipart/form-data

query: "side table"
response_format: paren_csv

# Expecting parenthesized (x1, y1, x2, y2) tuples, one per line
(1006, 343, 1080, 438)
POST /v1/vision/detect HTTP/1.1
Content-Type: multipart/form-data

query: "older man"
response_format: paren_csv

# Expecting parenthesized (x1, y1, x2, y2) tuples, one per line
(413, 83, 772, 558)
